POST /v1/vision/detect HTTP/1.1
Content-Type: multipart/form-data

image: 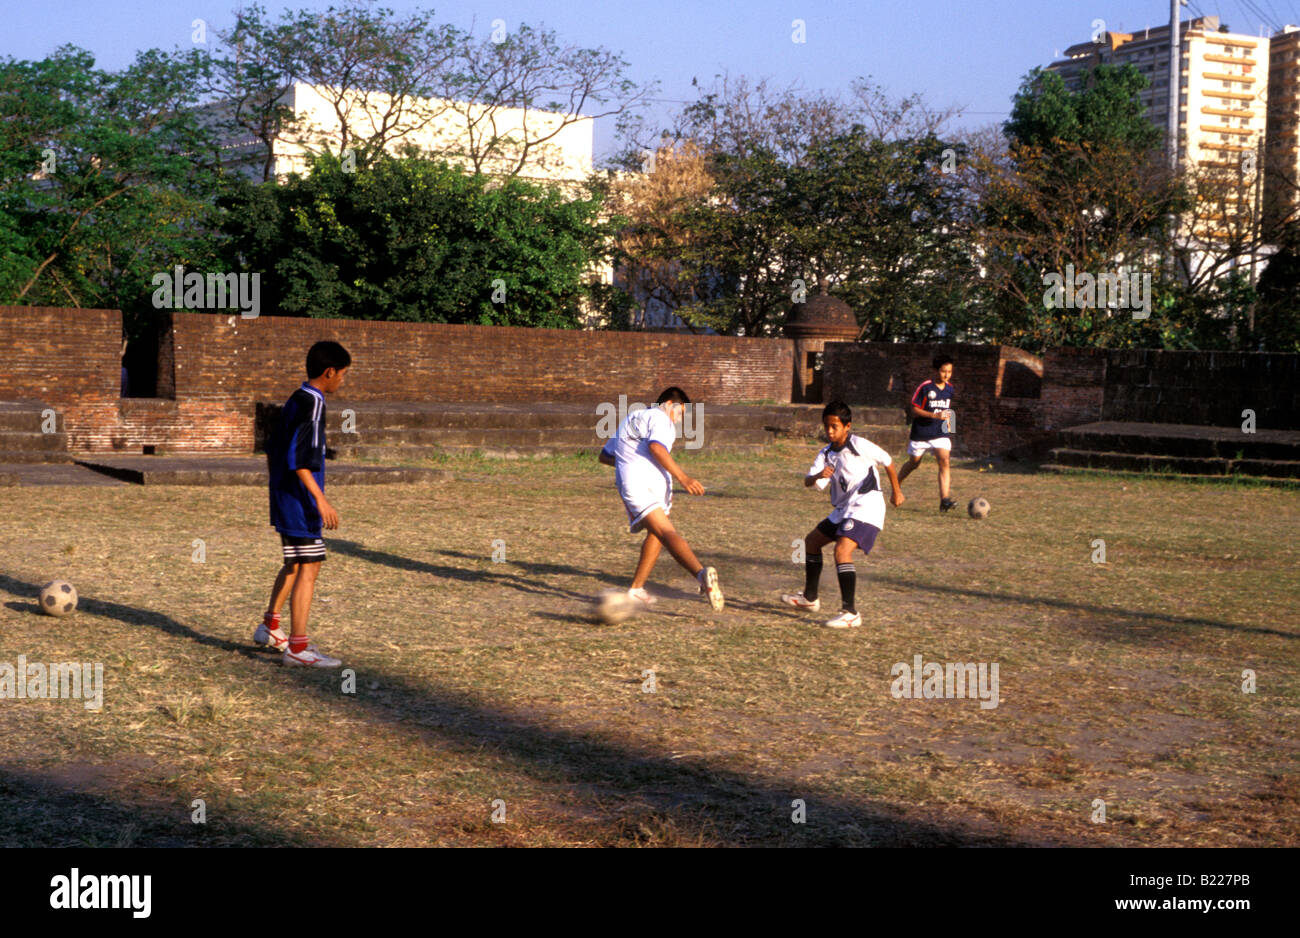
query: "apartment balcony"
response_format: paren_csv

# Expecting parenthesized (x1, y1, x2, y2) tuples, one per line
(1205, 53, 1257, 66)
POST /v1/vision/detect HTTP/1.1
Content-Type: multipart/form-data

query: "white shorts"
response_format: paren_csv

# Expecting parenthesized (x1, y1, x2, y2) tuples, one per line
(618, 476, 672, 533)
(907, 438, 951, 458)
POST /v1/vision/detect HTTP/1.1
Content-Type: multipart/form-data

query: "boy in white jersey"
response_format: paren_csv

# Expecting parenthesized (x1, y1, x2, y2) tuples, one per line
(598, 387, 724, 611)
(782, 401, 904, 628)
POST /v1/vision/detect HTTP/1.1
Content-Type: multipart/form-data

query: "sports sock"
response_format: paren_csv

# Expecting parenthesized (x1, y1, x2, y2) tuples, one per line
(289, 634, 308, 654)
(804, 554, 823, 601)
(264, 611, 281, 629)
(836, 562, 856, 613)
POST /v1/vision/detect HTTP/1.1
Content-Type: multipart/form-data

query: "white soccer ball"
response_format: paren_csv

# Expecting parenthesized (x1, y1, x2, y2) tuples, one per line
(968, 496, 990, 520)
(596, 589, 638, 626)
(39, 579, 78, 616)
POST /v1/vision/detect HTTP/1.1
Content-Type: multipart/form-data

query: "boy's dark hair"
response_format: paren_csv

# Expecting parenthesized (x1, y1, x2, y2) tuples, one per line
(656, 387, 691, 405)
(933, 353, 954, 370)
(307, 341, 352, 378)
(822, 400, 852, 424)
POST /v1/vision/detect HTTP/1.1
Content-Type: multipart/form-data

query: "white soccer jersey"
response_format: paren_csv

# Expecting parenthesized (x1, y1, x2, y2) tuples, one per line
(808, 434, 893, 530)
(602, 406, 677, 527)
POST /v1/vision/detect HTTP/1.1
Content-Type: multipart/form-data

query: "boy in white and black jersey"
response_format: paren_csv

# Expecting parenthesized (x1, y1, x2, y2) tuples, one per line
(782, 401, 904, 629)
(599, 387, 724, 611)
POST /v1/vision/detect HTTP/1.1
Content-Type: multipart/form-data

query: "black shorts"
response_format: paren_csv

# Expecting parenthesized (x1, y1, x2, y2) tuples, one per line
(280, 534, 326, 564)
(816, 517, 880, 555)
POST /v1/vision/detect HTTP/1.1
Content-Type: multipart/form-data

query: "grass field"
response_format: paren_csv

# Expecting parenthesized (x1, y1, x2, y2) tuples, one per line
(1, 445, 1297, 847)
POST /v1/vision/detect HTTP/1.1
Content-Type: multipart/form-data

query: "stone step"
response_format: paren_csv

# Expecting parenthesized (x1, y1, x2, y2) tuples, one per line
(329, 441, 770, 461)
(259, 401, 841, 432)
(1058, 421, 1300, 460)
(0, 449, 74, 464)
(0, 401, 64, 431)
(328, 426, 776, 447)
(0, 429, 70, 450)
(74, 455, 451, 486)
(1048, 447, 1300, 478)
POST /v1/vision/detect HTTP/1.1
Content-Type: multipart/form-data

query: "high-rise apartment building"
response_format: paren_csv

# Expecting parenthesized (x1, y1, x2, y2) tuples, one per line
(1047, 16, 1270, 264)
(1265, 25, 1300, 233)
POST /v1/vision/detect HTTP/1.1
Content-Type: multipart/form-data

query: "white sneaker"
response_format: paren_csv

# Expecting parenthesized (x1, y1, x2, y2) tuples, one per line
(781, 592, 820, 612)
(282, 645, 342, 668)
(698, 567, 724, 611)
(824, 610, 862, 629)
(253, 621, 290, 652)
(628, 587, 656, 605)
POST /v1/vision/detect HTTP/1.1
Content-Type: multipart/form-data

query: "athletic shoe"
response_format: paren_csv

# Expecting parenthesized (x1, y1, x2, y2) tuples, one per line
(281, 645, 342, 668)
(939, 497, 957, 512)
(824, 610, 862, 629)
(253, 622, 290, 653)
(699, 567, 725, 611)
(627, 587, 656, 605)
(781, 592, 821, 612)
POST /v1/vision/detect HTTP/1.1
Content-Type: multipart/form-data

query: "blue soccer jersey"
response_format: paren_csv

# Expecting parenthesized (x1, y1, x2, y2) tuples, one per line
(267, 383, 326, 537)
(909, 379, 954, 442)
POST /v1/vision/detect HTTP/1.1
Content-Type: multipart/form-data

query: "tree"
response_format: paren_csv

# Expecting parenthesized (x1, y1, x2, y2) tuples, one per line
(598, 140, 715, 329)
(0, 45, 227, 388)
(219, 153, 610, 326)
(1004, 65, 1162, 154)
(606, 76, 972, 337)
(206, 4, 651, 180)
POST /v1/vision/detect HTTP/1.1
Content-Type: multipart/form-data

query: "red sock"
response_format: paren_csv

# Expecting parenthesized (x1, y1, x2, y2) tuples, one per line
(264, 611, 281, 630)
(289, 634, 308, 653)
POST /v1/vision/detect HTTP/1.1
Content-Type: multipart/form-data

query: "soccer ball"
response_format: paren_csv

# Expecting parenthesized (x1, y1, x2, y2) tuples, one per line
(39, 580, 78, 616)
(596, 589, 638, 626)
(968, 497, 990, 520)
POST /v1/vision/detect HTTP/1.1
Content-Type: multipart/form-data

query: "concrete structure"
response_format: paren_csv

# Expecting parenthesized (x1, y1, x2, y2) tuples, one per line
(204, 82, 594, 188)
(784, 289, 859, 403)
(1265, 25, 1300, 234)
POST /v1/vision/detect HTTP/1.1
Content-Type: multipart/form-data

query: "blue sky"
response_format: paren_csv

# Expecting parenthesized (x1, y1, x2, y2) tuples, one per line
(8, 0, 1297, 159)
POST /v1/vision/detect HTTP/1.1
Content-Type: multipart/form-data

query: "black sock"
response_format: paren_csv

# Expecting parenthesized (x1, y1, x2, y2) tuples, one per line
(836, 562, 856, 613)
(804, 554, 823, 601)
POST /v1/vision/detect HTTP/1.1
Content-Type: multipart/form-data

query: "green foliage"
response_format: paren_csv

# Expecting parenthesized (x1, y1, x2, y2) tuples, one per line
(654, 129, 981, 338)
(1005, 65, 1162, 154)
(219, 154, 609, 326)
(0, 45, 227, 350)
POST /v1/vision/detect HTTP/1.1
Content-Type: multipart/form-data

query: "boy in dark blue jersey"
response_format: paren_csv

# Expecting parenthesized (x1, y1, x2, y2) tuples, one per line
(254, 341, 350, 667)
(897, 354, 956, 512)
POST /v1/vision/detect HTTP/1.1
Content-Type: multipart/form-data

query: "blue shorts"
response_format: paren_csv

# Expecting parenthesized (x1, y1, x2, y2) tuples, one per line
(816, 518, 880, 555)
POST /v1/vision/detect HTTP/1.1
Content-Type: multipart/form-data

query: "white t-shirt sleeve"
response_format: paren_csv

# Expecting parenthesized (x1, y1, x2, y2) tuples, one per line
(807, 448, 827, 477)
(646, 408, 676, 450)
(862, 439, 892, 468)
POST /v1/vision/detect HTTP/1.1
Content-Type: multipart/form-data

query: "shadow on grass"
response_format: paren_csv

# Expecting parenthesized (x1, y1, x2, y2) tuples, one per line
(0, 575, 261, 659)
(331, 541, 623, 604)
(0, 570, 1031, 846)
(0, 767, 323, 848)
(693, 553, 1296, 642)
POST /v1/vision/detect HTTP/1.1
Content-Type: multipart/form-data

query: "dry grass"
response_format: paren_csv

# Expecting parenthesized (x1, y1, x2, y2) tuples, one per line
(1, 444, 1296, 846)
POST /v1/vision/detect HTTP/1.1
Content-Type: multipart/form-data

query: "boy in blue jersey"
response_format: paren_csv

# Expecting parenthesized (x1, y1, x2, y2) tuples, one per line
(897, 354, 956, 512)
(598, 387, 724, 611)
(253, 341, 350, 667)
(782, 401, 904, 628)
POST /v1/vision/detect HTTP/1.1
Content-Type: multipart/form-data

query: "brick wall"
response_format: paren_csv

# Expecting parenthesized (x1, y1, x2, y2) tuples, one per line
(167, 313, 794, 407)
(0, 306, 120, 404)
(1101, 350, 1299, 430)
(13, 305, 1288, 457)
(821, 342, 1044, 457)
